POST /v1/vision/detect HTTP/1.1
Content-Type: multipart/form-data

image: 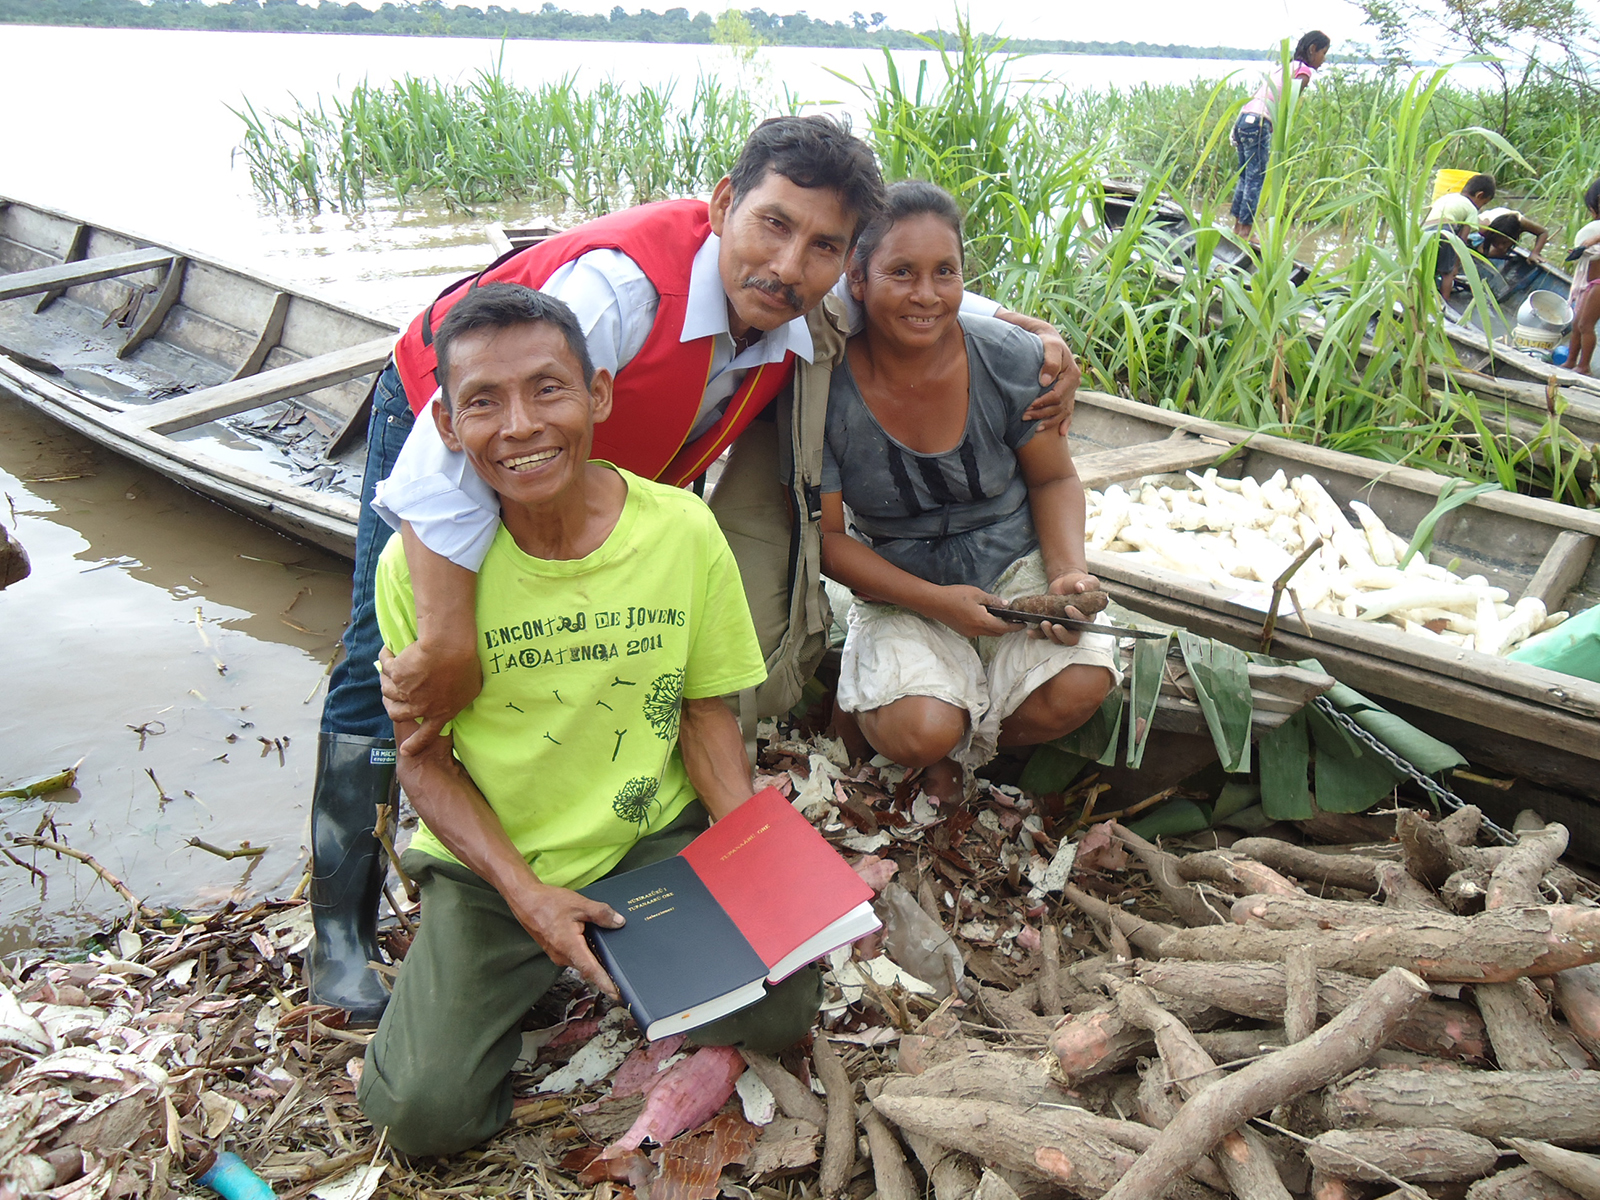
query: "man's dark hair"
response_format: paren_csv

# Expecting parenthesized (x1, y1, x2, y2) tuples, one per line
(1293, 30, 1331, 62)
(1584, 176, 1600, 216)
(434, 283, 595, 404)
(1463, 173, 1497, 202)
(852, 180, 964, 275)
(728, 115, 887, 239)
(1485, 210, 1523, 241)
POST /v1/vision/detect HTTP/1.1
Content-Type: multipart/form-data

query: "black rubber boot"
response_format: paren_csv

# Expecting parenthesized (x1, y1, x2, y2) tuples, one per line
(307, 732, 396, 1024)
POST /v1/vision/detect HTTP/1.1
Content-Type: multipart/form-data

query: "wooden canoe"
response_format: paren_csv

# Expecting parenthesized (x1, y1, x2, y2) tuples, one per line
(1066, 389, 1600, 800)
(1099, 183, 1600, 447)
(0, 196, 399, 558)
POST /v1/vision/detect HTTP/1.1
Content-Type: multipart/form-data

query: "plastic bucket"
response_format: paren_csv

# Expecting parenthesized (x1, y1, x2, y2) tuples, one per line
(1431, 168, 1476, 202)
(1513, 325, 1563, 351)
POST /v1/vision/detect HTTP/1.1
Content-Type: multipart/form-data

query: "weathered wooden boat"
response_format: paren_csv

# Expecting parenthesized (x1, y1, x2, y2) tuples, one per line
(1067, 388, 1600, 813)
(0, 196, 400, 558)
(1099, 183, 1600, 446)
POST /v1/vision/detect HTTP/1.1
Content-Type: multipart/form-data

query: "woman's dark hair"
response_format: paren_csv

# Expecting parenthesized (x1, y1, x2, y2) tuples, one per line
(850, 180, 965, 275)
(1293, 30, 1331, 62)
(1485, 211, 1523, 241)
(434, 284, 594, 405)
(1585, 177, 1600, 216)
(728, 115, 887, 240)
(1464, 173, 1498, 202)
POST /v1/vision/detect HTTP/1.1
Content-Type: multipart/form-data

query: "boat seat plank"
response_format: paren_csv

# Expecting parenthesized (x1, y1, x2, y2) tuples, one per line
(232, 292, 291, 381)
(34, 223, 89, 313)
(1524, 530, 1597, 611)
(1073, 433, 1226, 490)
(0, 248, 174, 302)
(128, 336, 395, 434)
(117, 256, 188, 360)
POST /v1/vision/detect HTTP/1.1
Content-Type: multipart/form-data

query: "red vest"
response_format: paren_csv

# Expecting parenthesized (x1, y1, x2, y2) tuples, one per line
(393, 199, 797, 487)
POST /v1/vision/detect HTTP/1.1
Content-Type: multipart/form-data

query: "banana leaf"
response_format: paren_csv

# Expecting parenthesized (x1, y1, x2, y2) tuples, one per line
(1128, 798, 1213, 839)
(1124, 634, 1170, 770)
(1019, 744, 1089, 795)
(1176, 630, 1251, 774)
(1320, 682, 1465, 774)
(1306, 699, 1405, 813)
(1258, 708, 1315, 820)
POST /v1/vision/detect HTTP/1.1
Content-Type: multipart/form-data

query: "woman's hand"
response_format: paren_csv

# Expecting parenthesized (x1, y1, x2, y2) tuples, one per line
(930, 585, 1022, 639)
(506, 881, 625, 1001)
(1032, 570, 1102, 646)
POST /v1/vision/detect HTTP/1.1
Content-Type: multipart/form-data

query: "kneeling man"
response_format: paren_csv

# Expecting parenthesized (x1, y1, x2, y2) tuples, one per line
(359, 284, 821, 1156)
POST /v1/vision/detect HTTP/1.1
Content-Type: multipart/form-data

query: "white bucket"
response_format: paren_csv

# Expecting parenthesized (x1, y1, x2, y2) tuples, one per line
(1512, 324, 1562, 351)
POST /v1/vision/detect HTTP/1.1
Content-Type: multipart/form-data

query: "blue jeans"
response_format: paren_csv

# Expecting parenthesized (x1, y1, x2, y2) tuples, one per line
(321, 362, 414, 739)
(1230, 113, 1272, 227)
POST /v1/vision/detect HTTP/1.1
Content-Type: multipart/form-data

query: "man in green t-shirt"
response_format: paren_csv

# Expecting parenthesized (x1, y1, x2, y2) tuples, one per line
(357, 283, 822, 1156)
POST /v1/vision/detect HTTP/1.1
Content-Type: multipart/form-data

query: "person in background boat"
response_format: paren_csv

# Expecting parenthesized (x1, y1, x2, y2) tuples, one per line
(1424, 172, 1496, 302)
(1561, 178, 1600, 374)
(307, 115, 1083, 1024)
(359, 284, 817, 1155)
(820, 181, 1120, 804)
(1230, 30, 1331, 244)
(1475, 206, 1551, 261)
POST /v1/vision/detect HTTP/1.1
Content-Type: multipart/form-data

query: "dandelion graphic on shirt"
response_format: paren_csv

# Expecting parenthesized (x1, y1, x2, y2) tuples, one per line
(612, 775, 661, 826)
(642, 670, 685, 741)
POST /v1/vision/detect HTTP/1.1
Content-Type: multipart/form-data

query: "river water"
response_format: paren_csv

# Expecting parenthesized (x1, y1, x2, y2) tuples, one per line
(0, 25, 1394, 941)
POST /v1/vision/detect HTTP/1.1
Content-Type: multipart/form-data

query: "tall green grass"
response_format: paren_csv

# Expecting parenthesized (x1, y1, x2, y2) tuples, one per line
(234, 29, 1599, 506)
(234, 66, 766, 213)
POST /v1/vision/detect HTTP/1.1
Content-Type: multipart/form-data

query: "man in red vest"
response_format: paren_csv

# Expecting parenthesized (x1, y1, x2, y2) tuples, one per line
(308, 115, 1080, 1021)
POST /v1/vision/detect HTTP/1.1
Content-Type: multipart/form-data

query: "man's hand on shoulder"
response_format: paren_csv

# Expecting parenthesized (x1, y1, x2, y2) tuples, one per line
(379, 641, 482, 753)
(996, 307, 1081, 436)
(508, 882, 625, 1000)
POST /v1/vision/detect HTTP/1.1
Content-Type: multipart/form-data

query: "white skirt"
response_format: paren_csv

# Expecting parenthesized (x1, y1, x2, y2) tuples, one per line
(835, 551, 1122, 768)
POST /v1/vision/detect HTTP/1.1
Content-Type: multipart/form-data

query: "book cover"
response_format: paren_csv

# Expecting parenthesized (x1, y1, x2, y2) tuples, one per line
(581, 855, 770, 1040)
(680, 787, 877, 981)
(583, 787, 881, 1038)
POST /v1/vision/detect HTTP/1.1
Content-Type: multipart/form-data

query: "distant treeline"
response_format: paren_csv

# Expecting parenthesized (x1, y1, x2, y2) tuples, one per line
(1, 0, 1342, 59)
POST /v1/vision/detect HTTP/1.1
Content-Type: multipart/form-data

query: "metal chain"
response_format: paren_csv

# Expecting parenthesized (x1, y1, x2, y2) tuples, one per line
(1310, 696, 1517, 846)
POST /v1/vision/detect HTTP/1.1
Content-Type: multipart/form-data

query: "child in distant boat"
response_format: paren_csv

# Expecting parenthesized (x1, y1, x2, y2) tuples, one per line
(1476, 206, 1550, 261)
(1424, 172, 1496, 301)
(1563, 178, 1600, 375)
(1230, 31, 1331, 244)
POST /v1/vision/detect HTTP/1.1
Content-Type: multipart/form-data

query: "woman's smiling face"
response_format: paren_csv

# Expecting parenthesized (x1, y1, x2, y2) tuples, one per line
(851, 212, 965, 353)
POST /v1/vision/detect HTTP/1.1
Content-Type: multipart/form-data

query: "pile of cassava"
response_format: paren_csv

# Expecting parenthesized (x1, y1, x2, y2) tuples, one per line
(4, 730, 1600, 1200)
(1084, 471, 1570, 659)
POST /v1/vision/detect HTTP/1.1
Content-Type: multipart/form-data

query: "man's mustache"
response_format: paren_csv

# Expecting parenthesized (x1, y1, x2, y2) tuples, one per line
(741, 276, 802, 312)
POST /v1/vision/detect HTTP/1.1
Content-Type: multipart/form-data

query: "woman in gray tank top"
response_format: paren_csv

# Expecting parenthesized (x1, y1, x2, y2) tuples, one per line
(821, 181, 1120, 802)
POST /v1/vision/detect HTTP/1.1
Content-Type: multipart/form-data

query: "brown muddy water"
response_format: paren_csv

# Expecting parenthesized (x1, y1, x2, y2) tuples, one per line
(0, 396, 354, 948)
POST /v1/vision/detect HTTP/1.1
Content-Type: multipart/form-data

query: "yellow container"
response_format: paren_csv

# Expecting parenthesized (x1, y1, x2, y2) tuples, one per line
(1431, 168, 1476, 202)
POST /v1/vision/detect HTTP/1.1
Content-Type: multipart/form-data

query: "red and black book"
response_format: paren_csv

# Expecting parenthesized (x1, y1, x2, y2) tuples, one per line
(581, 786, 880, 1039)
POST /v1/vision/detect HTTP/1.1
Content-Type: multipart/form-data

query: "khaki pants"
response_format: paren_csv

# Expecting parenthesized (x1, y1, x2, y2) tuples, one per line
(357, 802, 823, 1157)
(708, 419, 792, 666)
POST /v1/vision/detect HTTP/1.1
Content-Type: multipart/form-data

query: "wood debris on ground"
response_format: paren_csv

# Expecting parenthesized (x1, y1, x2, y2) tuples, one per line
(1, 719, 1598, 1200)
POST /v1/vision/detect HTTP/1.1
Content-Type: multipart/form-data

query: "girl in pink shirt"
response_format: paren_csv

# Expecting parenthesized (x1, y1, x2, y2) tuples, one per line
(1231, 31, 1331, 242)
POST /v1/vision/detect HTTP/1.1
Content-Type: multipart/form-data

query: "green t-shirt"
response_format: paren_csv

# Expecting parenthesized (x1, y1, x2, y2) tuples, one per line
(1425, 192, 1478, 227)
(375, 467, 767, 890)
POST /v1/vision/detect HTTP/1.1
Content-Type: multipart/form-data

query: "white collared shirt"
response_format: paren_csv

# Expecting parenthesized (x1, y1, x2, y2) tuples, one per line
(372, 236, 999, 570)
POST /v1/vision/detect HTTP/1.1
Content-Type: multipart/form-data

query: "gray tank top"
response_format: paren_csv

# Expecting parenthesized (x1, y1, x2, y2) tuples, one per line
(821, 314, 1046, 590)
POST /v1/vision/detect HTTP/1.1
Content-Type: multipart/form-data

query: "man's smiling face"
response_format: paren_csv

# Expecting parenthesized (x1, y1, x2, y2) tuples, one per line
(433, 320, 613, 509)
(709, 168, 855, 341)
